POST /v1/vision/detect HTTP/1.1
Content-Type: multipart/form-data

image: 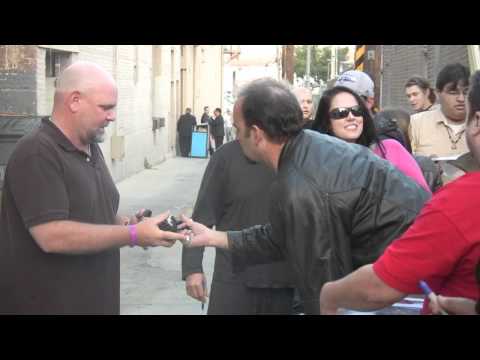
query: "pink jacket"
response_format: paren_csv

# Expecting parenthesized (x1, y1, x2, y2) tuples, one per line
(373, 139, 431, 193)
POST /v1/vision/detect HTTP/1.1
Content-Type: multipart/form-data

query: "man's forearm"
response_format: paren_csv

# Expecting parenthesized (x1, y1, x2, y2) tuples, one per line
(30, 220, 130, 255)
(320, 265, 405, 314)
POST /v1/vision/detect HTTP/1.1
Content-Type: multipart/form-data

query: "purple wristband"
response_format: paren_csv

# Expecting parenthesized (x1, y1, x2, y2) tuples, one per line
(127, 225, 138, 247)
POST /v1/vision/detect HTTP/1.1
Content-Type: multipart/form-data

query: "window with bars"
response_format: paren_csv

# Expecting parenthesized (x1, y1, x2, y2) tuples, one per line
(45, 48, 72, 78)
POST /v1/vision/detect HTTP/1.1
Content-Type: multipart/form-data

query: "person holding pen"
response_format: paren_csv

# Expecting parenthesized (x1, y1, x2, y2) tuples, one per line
(319, 70, 480, 315)
(429, 262, 480, 315)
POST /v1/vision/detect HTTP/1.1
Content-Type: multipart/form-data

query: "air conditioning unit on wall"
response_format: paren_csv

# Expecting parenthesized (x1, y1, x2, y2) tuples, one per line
(152, 117, 165, 130)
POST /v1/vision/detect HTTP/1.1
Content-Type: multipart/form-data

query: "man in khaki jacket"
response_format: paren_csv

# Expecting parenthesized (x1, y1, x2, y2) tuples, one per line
(410, 63, 470, 158)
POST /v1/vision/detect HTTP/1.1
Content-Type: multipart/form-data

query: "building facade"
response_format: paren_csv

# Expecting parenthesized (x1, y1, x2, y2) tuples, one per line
(223, 45, 282, 112)
(0, 45, 223, 189)
(379, 45, 470, 110)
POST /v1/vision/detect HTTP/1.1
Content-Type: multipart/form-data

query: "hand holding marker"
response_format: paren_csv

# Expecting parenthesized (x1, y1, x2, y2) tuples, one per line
(419, 280, 448, 315)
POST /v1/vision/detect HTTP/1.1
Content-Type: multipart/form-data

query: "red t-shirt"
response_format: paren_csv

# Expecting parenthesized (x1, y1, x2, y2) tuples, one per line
(373, 172, 480, 314)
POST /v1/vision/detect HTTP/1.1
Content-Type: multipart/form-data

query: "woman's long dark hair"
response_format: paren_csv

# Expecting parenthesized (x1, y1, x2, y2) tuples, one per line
(312, 86, 385, 155)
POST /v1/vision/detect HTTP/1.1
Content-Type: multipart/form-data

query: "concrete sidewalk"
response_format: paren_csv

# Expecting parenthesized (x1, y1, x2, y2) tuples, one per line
(117, 156, 215, 315)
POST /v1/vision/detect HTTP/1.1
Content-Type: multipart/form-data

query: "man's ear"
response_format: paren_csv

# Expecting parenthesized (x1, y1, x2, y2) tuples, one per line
(68, 91, 82, 113)
(472, 111, 480, 134)
(251, 125, 263, 145)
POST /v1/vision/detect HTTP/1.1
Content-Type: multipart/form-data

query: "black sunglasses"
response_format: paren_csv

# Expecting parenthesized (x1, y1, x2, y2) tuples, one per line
(329, 105, 363, 120)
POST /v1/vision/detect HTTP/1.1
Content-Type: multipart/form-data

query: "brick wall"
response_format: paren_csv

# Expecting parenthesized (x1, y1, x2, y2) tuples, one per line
(0, 45, 37, 115)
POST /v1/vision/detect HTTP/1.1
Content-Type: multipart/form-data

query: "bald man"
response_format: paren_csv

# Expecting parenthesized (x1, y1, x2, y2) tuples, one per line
(0, 61, 186, 314)
(293, 87, 314, 129)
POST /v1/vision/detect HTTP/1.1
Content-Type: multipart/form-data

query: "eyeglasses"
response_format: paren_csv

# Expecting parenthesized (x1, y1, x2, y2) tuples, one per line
(329, 105, 363, 120)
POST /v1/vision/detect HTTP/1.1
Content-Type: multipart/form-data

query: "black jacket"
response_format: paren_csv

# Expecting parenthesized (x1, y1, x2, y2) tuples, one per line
(182, 140, 295, 288)
(209, 115, 225, 137)
(414, 155, 443, 193)
(177, 114, 197, 136)
(201, 113, 211, 124)
(227, 130, 431, 314)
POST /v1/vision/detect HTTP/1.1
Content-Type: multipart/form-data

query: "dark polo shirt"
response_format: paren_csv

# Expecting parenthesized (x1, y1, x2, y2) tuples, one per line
(0, 118, 120, 314)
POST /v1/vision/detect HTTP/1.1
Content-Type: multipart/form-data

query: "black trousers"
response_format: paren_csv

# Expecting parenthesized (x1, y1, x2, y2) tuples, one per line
(214, 136, 224, 151)
(179, 135, 192, 157)
(207, 281, 294, 315)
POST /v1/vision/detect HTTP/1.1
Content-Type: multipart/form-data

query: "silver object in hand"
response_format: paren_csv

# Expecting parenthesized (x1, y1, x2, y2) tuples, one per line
(182, 234, 192, 247)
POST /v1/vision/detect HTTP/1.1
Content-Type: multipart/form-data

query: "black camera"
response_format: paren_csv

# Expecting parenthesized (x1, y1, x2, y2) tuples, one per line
(158, 215, 182, 233)
(139, 209, 184, 233)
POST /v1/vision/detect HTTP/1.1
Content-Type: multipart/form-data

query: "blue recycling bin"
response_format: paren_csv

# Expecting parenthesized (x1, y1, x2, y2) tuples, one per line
(190, 126, 209, 158)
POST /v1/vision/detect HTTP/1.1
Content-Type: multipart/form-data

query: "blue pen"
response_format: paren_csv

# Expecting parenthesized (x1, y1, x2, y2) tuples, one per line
(419, 280, 448, 315)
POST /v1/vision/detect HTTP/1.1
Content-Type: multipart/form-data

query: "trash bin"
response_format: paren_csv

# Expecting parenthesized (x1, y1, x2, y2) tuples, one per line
(190, 124, 209, 158)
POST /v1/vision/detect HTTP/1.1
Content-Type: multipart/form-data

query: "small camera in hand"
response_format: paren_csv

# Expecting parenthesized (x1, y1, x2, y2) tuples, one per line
(140, 209, 186, 233)
(158, 215, 182, 233)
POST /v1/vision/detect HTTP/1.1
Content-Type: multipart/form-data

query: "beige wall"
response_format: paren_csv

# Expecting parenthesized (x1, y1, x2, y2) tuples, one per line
(187, 45, 223, 119)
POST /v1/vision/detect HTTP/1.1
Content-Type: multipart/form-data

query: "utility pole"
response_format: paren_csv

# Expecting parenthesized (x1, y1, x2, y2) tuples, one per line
(282, 45, 295, 84)
(330, 45, 338, 80)
(305, 45, 311, 87)
(354, 45, 366, 71)
(362, 45, 382, 109)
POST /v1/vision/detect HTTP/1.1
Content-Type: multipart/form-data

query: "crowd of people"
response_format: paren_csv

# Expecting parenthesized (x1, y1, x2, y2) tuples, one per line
(0, 59, 478, 315)
(177, 105, 233, 157)
(181, 66, 479, 316)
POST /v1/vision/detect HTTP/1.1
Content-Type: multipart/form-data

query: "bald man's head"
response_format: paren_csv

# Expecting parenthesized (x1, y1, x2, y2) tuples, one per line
(55, 61, 116, 100)
(51, 61, 118, 147)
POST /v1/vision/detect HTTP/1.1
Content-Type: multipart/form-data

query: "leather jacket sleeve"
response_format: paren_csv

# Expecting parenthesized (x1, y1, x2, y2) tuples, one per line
(228, 223, 285, 273)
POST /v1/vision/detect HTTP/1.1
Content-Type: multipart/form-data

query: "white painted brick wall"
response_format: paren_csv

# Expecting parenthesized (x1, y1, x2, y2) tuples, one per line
(36, 47, 46, 116)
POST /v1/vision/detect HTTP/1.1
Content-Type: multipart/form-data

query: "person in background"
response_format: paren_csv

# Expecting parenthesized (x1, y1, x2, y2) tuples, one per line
(293, 87, 315, 129)
(177, 107, 197, 157)
(200, 106, 211, 124)
(209, 108, 225, 152)
(374, 109, 443, 193)
(201, 106, 214, 156)
(319, 70, 480, 315)
(405, 76, 436, 113)
(224, 109, 234, 142)
(313, 86, 431, 193)
(335, 70, 377, 115)
(410, 63, 470, 157)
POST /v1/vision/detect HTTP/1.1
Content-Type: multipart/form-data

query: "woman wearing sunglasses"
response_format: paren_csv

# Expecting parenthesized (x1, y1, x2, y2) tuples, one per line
(312, 86, 431, 193)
